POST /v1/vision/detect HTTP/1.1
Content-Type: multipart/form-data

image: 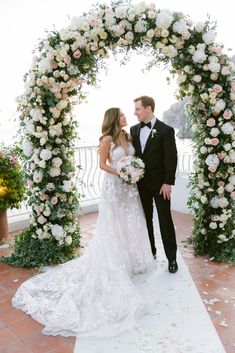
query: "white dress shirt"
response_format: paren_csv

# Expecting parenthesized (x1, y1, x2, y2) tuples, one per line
(139, 116, 157, 153)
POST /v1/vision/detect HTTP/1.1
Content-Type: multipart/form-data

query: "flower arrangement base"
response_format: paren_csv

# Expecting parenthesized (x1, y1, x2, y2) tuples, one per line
(0, 209, 8, 243)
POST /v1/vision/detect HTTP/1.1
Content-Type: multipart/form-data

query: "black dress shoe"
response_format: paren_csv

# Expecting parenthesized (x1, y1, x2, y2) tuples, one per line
(168, 260, 178, 273)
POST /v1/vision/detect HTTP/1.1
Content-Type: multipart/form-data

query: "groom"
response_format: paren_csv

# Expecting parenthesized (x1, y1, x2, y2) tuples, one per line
(130, 96, 178, 273)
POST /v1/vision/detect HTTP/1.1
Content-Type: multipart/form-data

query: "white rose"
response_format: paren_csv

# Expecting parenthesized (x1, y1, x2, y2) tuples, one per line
(125, 31, 134, 42)
(62, 180, 73, 192)
(173, 19, 189, 37)
(201, 195, 207, 204)
(192, 49, 207, 64)
(51, 224, 64, 240)
(146, 29, 155, 38)
(225, 183, 234, 192)
(200, 146, 207, 154)
(49, 167, 61, 177)
(38, 160, 46, 169)
(134, 20, 147, 33)
(212, 99, 225, 113)
(178, 74, 187, 83)
(205, 154, 220, 166)
(40, 149, 52, 161)
(203, 30, 216, 45)
(221, 122, 234, 135)
(224, 143, 232, 151)
(210, 127, 220, 137)
(43, 209, 51, 217)
(161, 29, 169, 38)
(192, 75, 202, 83)
(229, 175, 235, 185)
(194, 22, 205, 32)
(49, 123, 63, 137)
(147, 9, 156, 19)
(167, 45, 178, 58)
(22, 140, 33, 157)
(220, 197, 229, 208)
(115, 6, 126, 19)
(229, 150, 235, 162)
(65, 236, 72, 245)
(209, 222, 217, 229)
(25, 121, 35, 135)
(33, 170, 43, 183)
(56, 100, 68, 111)
(156, 9, 173, 29)
(52, 157, 63, 168)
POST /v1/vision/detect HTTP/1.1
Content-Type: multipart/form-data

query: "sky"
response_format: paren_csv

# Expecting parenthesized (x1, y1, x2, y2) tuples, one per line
(0, 0, 234, 146)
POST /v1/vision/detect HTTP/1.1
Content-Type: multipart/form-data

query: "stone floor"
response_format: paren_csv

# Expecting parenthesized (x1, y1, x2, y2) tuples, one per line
(0, 211, 234, 353)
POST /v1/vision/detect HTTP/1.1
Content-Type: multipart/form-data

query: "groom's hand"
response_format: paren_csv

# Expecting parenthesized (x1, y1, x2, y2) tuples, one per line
(159, 184, 172, 200)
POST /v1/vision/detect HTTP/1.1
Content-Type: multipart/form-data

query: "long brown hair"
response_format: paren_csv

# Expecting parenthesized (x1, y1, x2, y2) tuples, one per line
(99, 107, 128, 147)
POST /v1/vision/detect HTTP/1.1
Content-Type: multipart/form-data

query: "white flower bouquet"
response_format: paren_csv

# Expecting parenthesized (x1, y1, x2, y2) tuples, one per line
(116, 156, 145, 184)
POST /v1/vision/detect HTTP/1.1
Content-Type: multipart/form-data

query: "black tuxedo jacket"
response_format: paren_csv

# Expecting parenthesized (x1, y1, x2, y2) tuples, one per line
(130, 119, 177, 191)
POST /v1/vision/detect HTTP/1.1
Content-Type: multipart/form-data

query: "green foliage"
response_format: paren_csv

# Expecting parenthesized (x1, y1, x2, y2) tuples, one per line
(0, 144, 26, 209)
(1, 225, 80, 268)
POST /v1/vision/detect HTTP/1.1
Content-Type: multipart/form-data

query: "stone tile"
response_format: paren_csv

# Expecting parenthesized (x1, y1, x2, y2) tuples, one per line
(0, 328, 22, 349)
(1, 342, 33, 353)
(24, 333, 66, 353)
(11, 317, 43, 338)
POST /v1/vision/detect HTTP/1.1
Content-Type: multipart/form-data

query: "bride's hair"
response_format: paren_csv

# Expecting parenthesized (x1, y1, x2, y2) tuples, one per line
(99, 107, 129, 147)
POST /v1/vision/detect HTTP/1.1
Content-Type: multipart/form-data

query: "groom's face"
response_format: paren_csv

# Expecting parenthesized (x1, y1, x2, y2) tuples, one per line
(134, 100, 151, 122)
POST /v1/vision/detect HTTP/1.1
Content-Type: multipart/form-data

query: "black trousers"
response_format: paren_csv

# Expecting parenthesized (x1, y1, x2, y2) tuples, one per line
(138, 185, 177, 261)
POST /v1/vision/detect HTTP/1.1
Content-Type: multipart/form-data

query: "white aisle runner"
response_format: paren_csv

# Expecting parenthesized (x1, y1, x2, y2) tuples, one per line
(74, 240, 225, 353)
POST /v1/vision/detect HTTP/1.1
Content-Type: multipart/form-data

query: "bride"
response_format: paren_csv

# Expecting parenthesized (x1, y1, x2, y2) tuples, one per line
(12, 108, 155, 338)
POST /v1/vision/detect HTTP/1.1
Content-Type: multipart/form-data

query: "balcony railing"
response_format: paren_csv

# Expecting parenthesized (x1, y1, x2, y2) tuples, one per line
(8, 146, 194, 222)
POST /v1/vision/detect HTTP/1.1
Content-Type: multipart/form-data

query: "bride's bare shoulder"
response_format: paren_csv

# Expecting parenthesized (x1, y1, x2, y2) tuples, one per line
(100, 135, 112, 143)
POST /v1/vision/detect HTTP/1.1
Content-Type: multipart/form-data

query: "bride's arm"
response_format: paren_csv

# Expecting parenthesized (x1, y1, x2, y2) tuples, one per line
(99, 136, 119, 176)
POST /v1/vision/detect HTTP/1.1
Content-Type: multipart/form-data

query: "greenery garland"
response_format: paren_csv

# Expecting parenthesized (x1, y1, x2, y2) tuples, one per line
(2, 0, 234, 267)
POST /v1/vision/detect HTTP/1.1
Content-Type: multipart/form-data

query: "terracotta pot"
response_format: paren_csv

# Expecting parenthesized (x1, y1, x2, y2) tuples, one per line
(0, 209, 8, 243)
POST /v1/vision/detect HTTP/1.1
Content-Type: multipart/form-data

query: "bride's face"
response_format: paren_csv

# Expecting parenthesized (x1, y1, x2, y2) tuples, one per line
(119, 113, 127, 128)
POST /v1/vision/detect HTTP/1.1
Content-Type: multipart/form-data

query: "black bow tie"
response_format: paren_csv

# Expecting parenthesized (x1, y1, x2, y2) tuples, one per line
(140, 121, 152, 129)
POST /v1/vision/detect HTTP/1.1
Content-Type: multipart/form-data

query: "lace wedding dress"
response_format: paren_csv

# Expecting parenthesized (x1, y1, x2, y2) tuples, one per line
(12, 141, 155, 338)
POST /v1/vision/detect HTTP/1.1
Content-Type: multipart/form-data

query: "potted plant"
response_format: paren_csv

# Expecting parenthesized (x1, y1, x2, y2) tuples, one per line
(0, 144, 26, 243)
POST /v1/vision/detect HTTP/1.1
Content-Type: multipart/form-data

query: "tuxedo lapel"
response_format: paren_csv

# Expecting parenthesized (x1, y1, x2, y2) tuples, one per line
(135, 124, 142, 156)
(143, 119, 160, 155)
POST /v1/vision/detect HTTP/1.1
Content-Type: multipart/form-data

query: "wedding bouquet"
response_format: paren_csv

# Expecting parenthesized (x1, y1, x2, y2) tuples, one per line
(116, 156, 145, 184)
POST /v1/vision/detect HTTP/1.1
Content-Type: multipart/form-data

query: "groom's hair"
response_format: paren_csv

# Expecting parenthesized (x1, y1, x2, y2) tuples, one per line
(134, 96, 155, 112)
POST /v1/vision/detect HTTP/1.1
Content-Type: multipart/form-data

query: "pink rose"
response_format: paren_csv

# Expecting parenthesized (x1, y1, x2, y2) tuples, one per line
(217, 181, 225, 187)
(73, 50, 81, 59)
(215, 47, 223, 56)
(51, 196, 58, 205)
(208, 164, 217, 173)
(206, 118, 216, 127)
(223, 109, 232, 120)
(34, 87, 41, 94)
(213, 84, 223, 93)
(231, 191, 235, 200)
(64, 55, 71, 64)
(211, 138, 219, 146)
(40, 193, 48, 201)
(27, 180, 34, 188)
(25, 88, 33, 95)
(231, 82, 235, 92)
(50, 62, 58, 70)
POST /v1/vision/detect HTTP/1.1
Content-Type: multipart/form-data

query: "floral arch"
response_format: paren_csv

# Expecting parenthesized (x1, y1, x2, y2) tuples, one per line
(3, 1, 235, 267)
